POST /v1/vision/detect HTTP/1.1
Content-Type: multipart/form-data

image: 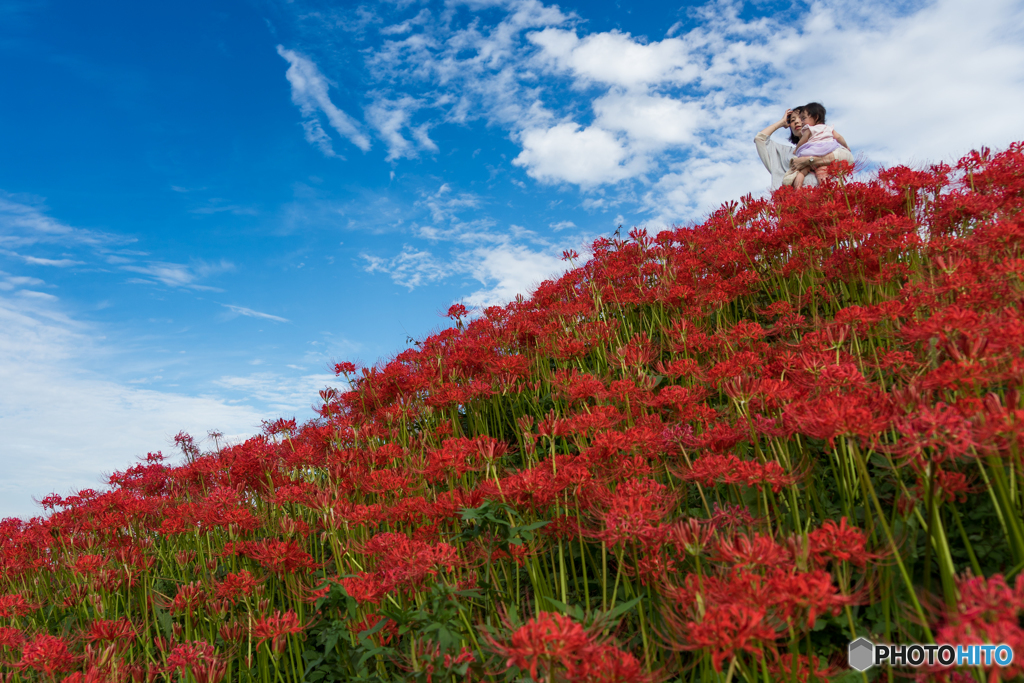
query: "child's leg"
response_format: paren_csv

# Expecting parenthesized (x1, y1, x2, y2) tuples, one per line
(813, 165, 829, 183)
(793, 169, 807, 189)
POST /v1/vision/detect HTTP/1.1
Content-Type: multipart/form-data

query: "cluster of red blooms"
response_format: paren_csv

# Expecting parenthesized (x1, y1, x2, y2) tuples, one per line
(2, 144, 1024, 681)
(487, 612, 649, 683)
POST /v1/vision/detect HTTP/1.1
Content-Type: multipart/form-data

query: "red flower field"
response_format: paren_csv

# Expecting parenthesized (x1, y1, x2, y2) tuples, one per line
(3, 144, 1024, 682)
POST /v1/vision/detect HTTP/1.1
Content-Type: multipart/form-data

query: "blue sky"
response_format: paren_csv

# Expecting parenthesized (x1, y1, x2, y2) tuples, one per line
(2, 0, 1023, 518)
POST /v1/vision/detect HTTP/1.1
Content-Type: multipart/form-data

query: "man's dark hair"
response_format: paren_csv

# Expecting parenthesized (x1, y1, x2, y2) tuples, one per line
(788, 106, 807, 145)
(803, 102, 827, 125)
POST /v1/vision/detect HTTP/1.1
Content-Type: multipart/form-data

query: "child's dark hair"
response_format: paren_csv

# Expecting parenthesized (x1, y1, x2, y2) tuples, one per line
(803, 102, 826, 125)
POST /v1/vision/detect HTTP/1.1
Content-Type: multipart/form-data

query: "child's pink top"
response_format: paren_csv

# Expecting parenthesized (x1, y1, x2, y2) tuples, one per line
(805, 124, 834, 144)
(795, 124, 841, 157)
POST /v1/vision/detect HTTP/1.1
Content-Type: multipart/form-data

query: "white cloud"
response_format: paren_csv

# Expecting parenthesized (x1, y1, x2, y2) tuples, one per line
(549, 220, 575, 231)
(381, 8, 431, 35)
(362, 245, 449, 289)
(528, 28, 699, 89)
(461, 242, 566, 307)
(222, 304, 290, 323)
(593, 91, 702, 149)
(365, 96, 438, 161)
(513, 122, 643, 185)
(213, 372, 340, 415)
(0, 293, 268, 519)
(277, 45, 372, 155)
(365, 0, 571, 132)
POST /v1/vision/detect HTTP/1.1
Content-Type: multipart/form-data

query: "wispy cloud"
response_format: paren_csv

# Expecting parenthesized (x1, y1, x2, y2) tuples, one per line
(15, 289, 58, 301)
(277, 45, 372, 156)
(417, 183, 483, 226)
(188, 199, 259, 216)
(365, 95, 437, 161)
(0, 193, 124, 249)
(362, 245, 448, 289)
(122, 259, 234, 290)
(222, 304, 290, 323)
(3, 251, 85, 267)
(0, 271, 45, 291)
(213, 371, 340, 415)
(380, 8, 431, 35)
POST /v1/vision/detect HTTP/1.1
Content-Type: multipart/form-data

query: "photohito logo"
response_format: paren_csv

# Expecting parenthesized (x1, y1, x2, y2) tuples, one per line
(848, 638, 1015, 671)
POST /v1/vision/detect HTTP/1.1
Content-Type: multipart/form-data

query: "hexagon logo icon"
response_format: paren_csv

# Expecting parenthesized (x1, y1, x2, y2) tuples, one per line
(848, 638, 875, 671)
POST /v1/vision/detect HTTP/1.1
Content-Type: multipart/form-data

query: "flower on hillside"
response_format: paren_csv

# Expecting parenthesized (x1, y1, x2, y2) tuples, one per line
(253, 610, 306, 654)
(0, 593, 34, 618)
(85, 617, 136, 647)
(17, 634, 77, 675)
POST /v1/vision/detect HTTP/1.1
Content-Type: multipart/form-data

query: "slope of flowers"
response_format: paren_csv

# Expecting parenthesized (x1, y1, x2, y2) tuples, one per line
(3, 144, 1024, 683)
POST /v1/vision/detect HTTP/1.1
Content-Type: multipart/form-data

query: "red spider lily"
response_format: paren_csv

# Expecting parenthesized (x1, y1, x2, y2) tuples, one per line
(486, 612, 594, 682)
(932, 572, 1024, 679)
(680, 453, 800, 493)
(894, 402, 978, 465)
(166, 640, 217, 676)
(704, 502, 758, 530)
(446, 303, 468, 320)
(361, 532, 461, 593)
(0, 626, 25, 650)
(239, 538, 319, 577)
(215, 570, 261, 602)
(567, 643, 651, 683)
(17, 634, 77, 675)
(61, 667, 112, 683)
(170, 581, 207, 616)
(766, 653, 838, 682)
(262, 417, 297, 437)
(334, 361, 357, 376)
(805, 517, 877, 568)
(592, 478, 675, 549)
(667, 518, 714, 556)
(85, 617, 137, 646)
(252, 610, 307, 654)
(674, 602, 780, 672)
(73, 554, 108, 576)
(0, 593, 34, 618)
(712, 533, 792, 569)
(768, 569, 856, 628)
(406, 642, 477, 683)
(783, 391, 894, 445)
(190, 657, 229, 683)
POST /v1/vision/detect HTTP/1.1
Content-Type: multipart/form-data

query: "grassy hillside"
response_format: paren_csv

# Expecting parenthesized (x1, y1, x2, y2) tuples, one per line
(3, 144, 1024, 683)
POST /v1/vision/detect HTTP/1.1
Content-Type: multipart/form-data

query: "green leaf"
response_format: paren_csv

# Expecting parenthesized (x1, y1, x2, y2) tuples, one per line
(604, 596, 643, 623)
